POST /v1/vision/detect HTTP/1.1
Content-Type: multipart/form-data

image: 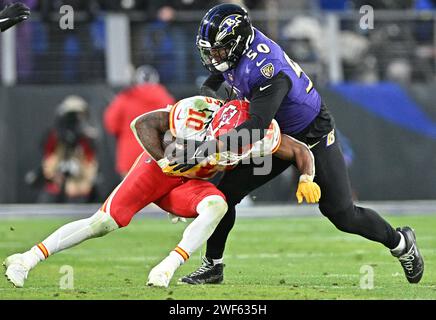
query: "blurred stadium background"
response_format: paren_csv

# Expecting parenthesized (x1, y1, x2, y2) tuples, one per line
(0, 1, 436, 214)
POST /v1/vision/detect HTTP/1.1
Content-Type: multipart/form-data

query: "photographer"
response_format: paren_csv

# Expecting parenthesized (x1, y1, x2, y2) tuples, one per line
(36, 95, 98, 203)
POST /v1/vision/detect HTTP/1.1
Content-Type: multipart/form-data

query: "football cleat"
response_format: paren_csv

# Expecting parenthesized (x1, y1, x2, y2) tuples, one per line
(146, 259, 177, 288)
(3, 254, 31, 288)
(147, 270, 172, 288)
(179, 257, 224, 285)
(392, 227, 424, 284)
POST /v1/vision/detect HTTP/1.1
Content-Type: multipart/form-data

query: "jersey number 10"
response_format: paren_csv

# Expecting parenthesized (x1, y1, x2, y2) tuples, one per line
(186, 108, 207, 131)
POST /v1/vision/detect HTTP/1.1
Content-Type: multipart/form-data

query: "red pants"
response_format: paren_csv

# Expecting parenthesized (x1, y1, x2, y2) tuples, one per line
(101, 152, 225, 227)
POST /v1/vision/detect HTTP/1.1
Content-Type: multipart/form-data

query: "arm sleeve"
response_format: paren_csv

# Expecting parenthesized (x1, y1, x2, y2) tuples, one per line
(0, 7, 13, 32)
(0, 21, 10, 32)
(0, 2, 31, 32)
(199, 73, 225, 98)
(218, 71, 292, 148)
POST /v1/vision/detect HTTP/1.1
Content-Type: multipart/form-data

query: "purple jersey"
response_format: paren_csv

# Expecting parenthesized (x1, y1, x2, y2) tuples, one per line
(222, 28, 322, 135)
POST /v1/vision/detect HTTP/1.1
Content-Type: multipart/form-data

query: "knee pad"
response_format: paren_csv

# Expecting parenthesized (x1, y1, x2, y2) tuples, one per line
(88, 210, 120, 237)
(196, 195, 228, 222)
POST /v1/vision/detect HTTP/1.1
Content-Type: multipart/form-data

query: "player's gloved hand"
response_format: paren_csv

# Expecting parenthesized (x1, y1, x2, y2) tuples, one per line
(296, 174, 321, 204)
(168, 139, 219, 173)
(167, 212, 187, 224)
(0, 2, 31, 32)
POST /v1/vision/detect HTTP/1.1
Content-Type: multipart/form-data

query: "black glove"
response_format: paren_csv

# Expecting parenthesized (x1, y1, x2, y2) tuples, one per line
(168, 139, 219, 173)
(0, 2, 30, 32)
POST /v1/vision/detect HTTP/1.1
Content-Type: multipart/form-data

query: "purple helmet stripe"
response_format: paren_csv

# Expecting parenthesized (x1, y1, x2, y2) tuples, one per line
(200, 8, 215, 39)
(203, 10, 219, 41)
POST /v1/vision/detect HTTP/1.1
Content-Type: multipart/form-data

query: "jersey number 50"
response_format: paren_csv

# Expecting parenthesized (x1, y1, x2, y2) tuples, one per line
(284, 53, 314, 94)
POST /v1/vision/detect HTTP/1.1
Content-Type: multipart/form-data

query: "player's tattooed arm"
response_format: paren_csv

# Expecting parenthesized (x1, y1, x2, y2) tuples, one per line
(131, 110, 170, 161)
(274, 134, 315, 178)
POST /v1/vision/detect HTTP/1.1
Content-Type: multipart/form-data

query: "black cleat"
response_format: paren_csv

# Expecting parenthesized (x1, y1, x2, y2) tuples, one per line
(179, 257, 224, 285)
(392, 227, 424, 284)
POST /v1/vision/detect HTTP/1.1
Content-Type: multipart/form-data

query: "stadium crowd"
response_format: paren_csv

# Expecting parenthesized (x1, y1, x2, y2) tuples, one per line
(2, 0, 435, 204)
(3, 0, 435, 84)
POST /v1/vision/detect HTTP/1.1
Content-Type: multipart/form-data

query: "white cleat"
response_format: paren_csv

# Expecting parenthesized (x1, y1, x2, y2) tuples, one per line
(147, 263, 176, 288)
(3, 254, 31, 288)
(147, 271, 172, 288)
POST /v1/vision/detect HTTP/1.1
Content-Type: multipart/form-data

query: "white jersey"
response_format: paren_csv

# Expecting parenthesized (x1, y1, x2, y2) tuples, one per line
(169, 96, 222, 142)
(168, 96, 223, 179)
(166, 96, 281, 179)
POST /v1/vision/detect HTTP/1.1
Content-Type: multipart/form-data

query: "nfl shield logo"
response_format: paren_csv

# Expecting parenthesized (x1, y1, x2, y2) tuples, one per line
(260, 63, 274, 79)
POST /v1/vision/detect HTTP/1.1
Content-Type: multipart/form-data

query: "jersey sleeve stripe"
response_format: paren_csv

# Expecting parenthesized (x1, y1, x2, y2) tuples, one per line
(271, 133, 282, 154)
(168, 102, 180, 137)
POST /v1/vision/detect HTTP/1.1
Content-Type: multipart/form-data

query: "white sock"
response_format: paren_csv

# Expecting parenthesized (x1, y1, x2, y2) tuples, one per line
(391, 232, 406, 256)
(212, 258, 223, 265)
(23, 211, 118, 267)
(150, 252, 183, 279)
(167, 251, 184, 269)
(175, 195, 227, 260)
(21, 246, 45, 269)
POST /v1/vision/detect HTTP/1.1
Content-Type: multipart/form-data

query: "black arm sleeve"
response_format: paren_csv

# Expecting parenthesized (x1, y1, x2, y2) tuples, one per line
(0, 3, 30, 32)
(200, 73, 225, 98)
(218, 71, 292, 148)
(0, 9, 14, 32)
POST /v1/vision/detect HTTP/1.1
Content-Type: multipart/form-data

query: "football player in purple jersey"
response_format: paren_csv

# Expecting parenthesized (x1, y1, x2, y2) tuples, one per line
(171, 3, 423, 285)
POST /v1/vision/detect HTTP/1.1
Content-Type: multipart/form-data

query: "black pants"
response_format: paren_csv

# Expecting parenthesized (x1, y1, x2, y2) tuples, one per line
(206, 130, 400, 259)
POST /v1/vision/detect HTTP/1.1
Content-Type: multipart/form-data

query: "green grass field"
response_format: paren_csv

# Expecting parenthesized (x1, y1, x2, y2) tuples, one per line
(1, 214, 435, 300)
